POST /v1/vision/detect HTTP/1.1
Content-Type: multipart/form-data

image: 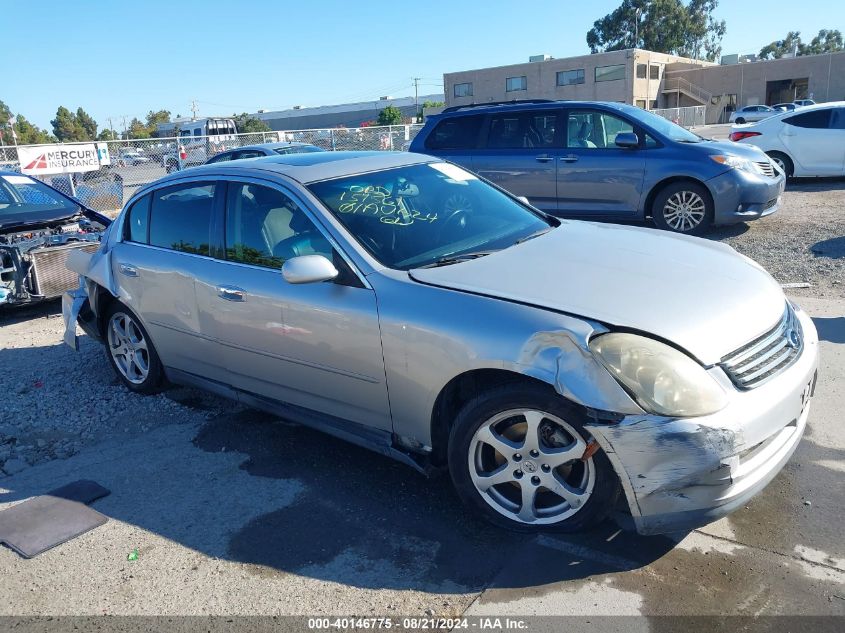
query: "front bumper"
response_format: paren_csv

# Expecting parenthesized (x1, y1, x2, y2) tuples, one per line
(62, 288, 100, 350)
(587, 305, 819, 535)
(707, 168, 786, 225)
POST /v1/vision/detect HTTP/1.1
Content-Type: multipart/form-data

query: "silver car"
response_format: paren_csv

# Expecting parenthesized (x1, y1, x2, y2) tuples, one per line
(63, 152, 819, 535)
(729, 105, 777, 124)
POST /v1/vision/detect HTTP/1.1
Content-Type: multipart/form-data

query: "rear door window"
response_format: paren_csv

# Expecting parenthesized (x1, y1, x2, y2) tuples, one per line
(149, 183, 215, 255)
(425, 116, 483, 150)
(485, 111, 559, 149)
(124, 194, 151, 243)
(784, 109, 832, 129)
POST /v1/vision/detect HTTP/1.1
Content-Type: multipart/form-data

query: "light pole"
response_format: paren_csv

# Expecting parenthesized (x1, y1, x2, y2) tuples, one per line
(634, 7, 642, 48)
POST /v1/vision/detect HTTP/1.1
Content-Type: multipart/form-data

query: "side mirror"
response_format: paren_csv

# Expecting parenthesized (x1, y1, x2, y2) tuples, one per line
(282, 255, 339, 284)
(615, 132, 640, 149)
(516, 195, 530, 206)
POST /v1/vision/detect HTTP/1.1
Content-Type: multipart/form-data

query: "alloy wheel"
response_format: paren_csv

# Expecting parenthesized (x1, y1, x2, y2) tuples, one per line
(468, 409, 596, 525)
(662, 190, 706, 232)
(107, 312, 150, 385)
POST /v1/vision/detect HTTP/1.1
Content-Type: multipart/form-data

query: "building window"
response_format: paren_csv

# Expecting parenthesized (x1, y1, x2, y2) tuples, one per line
(506, 76, 527, 92)
(595, 64, 625, 82)
(453, 82, 473, 98)
(650, 64, 660, 80)
(636, 64, 647, 79)
(635, 99, 647, 109)
(556, 69, 585, 86)
(724, 93, 737, 112)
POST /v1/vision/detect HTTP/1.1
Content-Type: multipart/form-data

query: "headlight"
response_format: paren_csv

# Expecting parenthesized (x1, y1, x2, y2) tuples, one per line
(589, 333, 728, 417)
(710, 154, 756, 173)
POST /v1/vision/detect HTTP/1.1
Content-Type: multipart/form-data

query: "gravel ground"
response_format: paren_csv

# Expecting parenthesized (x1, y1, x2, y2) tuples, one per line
(707, 178, 845, 294)
(1, 179, 843, 475)
(0, 305, 239, 476)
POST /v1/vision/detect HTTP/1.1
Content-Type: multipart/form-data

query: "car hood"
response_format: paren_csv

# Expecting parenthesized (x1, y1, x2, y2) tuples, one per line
(701, 139, 768, 161)
(409, 221, 786, 365)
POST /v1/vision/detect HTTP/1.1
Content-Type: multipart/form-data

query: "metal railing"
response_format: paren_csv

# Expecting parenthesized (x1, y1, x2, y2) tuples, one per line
(650, 105, 707, 128)
(661, 77, 713, 106)
(0, 124, 424, 213)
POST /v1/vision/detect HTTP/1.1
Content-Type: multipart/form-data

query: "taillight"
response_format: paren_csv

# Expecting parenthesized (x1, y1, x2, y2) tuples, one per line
(730, 131, 762, 142)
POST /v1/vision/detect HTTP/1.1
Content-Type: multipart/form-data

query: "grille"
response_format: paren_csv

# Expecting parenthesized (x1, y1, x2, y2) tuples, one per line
(720, 305, 803, 390)
(30, 243, 99, 298)
(755, 160, 775, 178)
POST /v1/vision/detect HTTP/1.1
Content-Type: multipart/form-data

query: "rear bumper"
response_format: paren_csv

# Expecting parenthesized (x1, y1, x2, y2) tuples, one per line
(707, 168, 786, 225)
(587, 305, 819, 535)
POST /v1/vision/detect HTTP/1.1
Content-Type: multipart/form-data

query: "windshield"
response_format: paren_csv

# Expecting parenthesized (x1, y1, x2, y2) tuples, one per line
(623, 107, 703, 143)
(0, 174, 79, 220)
(277, 145, 323, 155)
(308, 162, 553, 270)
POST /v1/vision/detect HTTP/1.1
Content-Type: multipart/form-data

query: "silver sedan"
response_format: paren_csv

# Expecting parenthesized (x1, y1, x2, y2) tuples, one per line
(63, 152, 819, 535)
(729, 105, 777, 124)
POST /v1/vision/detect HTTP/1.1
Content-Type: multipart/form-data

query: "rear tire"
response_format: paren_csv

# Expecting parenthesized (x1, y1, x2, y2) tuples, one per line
(652, 181, 713, 235)
(104, 301, 164, 395)
(448, 383, 619, 533)
(767, 151, 794, 178)
(735, 117, 746, 124)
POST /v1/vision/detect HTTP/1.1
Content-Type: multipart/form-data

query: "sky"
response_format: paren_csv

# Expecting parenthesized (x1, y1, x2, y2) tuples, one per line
(4, 0, 844, 131)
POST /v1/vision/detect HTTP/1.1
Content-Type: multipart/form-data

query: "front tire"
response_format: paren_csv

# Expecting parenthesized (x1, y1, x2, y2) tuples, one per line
(652, 181, 713, 235)
(448, 383, 619, 532)
(104, 301, 164, 394)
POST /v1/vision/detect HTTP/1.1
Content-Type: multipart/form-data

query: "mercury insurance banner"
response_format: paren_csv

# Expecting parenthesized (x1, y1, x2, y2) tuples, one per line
(18, 143, 102, 175)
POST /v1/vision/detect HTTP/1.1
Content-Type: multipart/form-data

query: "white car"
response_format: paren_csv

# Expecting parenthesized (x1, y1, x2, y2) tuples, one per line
(730, 102, 845, 177)
(728, 105, 777, 124)
(793, 99, 816, 108)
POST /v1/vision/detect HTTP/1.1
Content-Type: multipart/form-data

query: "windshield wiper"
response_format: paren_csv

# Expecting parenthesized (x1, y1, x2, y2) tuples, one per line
(514, 227, 553, 245)
(417, 251, 496, 268)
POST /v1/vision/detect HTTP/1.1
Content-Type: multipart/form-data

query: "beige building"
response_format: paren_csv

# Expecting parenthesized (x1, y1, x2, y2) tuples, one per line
(444, 48, 845, 123)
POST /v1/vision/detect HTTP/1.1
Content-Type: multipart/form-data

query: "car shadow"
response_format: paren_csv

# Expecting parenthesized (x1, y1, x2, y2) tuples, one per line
(812, 316, 845, 344)
(0, 298, 62, 326)
(786, 177, 845, 193)
(0, 353, 681, 593)
(810, 236, 845, 260)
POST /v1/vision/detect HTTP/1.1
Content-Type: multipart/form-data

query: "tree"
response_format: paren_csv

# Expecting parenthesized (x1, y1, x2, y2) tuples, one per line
(586, 0, 726, 62)
(232, 112, 271, 133)
(126, 117, 151, 139)
(52, 106, 81, 141)
(759, 29, 844, 59)
(12, 114, 54, 144)
(759, 31, 803, 59)
(76, 107, 98, 140)
(377, 105, 403, 126)
(803, 29, 844, 55)
(97, 128, 118, 141)
(145, 109, 171, 136)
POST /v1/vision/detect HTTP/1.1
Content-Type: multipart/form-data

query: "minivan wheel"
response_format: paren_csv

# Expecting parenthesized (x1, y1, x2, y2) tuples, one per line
(652, 182, 713, 235)
(767, 151, 794, 178)
(448, 383, 619, 532)
(104, 301, 164, 394)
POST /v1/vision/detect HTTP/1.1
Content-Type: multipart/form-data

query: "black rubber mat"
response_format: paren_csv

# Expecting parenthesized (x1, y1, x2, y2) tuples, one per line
(0, 480, 110, 558)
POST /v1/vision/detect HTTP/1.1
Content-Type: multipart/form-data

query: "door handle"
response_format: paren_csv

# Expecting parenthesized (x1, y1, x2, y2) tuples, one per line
(535, 154, 554, 163)
(217, 285, 246, 302)
(560, 155, 579, 163)
(118, 263, 138, 277)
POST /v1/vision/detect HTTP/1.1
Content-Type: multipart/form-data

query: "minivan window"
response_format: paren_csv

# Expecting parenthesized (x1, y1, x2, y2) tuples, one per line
(622, 107, 702, 143)
(784, 109, 832, 129)
(124, 194, 151, 243)
(487, 111, 557, 149)
(425, 116, 483, 150)
(149, 183, 215, 255)
(566, 111, 634, 149)
(224, 183, 331, 269)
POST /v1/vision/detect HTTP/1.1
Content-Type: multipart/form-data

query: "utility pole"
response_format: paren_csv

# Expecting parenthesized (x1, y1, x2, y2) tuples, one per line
(190, 100, 199, 121)
(108, 117, 116, 141)
(121, 116, 128, 140)
(413, 78, 421, 122)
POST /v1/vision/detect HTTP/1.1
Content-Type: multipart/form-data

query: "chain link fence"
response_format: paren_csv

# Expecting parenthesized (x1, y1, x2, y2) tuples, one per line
(0, 124, 424, 214)
(650, 105, 707, 128)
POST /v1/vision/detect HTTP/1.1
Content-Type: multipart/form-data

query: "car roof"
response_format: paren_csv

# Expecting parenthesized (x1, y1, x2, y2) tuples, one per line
(429, 100, 643, 120)
(148, 151, 437, 189)
(228, 141, 318, 152)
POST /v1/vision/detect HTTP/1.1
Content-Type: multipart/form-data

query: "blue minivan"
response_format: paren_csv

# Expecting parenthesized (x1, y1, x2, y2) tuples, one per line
(410, 101, 785, 234)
